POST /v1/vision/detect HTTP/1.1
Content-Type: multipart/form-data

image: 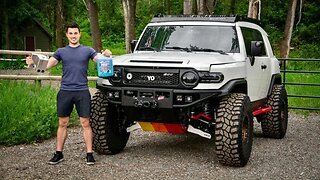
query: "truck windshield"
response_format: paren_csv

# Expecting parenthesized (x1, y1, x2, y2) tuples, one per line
(136, 25, 239, 53)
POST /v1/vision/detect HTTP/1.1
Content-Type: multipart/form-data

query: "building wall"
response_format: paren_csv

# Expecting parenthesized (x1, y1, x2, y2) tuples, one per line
(20, 22, 52, 52)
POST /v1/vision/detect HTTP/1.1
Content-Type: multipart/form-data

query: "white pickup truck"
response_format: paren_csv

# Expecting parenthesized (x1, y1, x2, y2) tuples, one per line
(91, 15, 288, 167)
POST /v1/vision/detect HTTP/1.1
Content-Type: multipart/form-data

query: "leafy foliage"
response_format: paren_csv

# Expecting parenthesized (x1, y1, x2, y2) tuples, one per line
(1, 0, 319, 58)
(0, 80, 55, 145)
(0, 80, 79, 145)
(0, 59, 25, 70)
(290, 44, 320, 60)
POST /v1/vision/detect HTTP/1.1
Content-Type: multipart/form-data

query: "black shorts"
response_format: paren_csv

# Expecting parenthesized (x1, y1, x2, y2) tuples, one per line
(57, 90, 91, 117)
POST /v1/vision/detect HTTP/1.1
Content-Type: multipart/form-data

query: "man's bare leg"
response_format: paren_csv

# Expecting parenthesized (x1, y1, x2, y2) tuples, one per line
(80, 117, 93, 153)
(80, 117, 95, 165)
(56, 116, 69, 151)
(49, 116, 69, 165)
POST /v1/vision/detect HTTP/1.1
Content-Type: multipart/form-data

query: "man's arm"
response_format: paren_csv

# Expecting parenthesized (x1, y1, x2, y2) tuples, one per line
(46, 57, 59, 70)
(26, 55, 59, 71)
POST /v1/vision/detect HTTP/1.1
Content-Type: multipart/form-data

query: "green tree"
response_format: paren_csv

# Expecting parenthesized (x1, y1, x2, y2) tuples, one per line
(86, 0, 103, 51)
(122, 0, 137, 53)
(280, 0, 298, 58)
(56, 0, 64, 48)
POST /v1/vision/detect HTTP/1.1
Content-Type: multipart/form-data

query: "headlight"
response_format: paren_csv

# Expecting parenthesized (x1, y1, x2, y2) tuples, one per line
(198, 72, 224, 83)
(110, 68, 122, 82)
(181, 71, 199, 86)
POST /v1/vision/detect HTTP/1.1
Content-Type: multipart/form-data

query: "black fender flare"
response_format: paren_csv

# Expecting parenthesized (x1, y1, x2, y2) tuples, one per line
(219, 78, 248, 96)
(267, 73, 282, 97)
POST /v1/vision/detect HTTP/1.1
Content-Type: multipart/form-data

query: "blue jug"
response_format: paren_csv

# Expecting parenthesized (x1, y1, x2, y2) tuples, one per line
(97, 55, 113, 77)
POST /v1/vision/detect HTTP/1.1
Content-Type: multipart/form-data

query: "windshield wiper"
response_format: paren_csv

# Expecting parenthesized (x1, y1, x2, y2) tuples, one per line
(191, 48, 227, 55)
(138, 47, 160, 52)
(165, 46, 192, 52)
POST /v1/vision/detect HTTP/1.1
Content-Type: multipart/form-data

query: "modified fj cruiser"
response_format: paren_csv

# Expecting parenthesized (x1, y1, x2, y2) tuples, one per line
(91, 15, 288, 167)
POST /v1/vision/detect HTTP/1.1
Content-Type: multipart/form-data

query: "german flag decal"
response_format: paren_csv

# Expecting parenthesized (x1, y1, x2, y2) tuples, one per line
(138, 122, 186, 134)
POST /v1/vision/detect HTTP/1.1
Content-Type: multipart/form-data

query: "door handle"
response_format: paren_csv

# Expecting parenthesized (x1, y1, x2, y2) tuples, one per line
(261, 64, 267, 69)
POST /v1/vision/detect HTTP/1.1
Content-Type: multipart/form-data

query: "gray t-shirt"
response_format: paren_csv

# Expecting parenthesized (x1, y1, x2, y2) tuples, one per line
(53, 45, 97, 91)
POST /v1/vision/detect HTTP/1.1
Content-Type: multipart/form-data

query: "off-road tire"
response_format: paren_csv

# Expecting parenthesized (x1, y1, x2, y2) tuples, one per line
(215, 93, 253, 167)
(259, 85, 288, 139)
(90, 90, 130, 154)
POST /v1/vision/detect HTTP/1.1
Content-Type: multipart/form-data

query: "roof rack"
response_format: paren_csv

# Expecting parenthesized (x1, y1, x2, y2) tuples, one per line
(151, 15, 261, 26)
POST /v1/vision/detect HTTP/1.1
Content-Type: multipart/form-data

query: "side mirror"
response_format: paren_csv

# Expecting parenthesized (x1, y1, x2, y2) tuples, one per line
(130, 40, 137, 53)
(251, 41, 263, 57)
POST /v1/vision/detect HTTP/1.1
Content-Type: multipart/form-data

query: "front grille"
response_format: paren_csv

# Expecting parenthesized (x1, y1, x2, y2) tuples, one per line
(124, 71, 179, 86)
(109, 67, 198, 89)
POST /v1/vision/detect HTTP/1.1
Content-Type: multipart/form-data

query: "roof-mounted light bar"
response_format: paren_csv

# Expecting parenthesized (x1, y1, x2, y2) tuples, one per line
(151, 15, 261, 26)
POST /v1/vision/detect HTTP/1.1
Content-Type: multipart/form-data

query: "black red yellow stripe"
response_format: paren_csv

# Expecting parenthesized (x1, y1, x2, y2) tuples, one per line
(138, 122, 186, 134)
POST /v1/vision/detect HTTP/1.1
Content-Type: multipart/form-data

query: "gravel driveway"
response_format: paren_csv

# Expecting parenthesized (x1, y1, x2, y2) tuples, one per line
(1, 70, 319, 179)
(0, 112, 319, 180)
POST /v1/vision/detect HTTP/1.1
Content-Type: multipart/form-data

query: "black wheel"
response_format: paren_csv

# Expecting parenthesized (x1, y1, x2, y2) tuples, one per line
(215, 93, 253, 167)
(259, 85, 288, 139)
(90, 90, 130, 154)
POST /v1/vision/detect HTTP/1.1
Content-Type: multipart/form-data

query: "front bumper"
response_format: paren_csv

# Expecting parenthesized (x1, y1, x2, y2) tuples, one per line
(96, 78, 245, 109)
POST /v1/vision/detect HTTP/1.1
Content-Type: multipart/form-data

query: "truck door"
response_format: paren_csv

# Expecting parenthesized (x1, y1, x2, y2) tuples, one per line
(241, 27, 271, 102)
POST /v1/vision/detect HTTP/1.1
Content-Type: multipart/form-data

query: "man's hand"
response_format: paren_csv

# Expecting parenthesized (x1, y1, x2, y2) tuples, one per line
(102, 49, 112, 57)
(26, 55, 34, 66)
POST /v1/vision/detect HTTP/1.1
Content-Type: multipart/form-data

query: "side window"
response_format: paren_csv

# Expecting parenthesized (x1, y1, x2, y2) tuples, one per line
(241, 27, 266, 56)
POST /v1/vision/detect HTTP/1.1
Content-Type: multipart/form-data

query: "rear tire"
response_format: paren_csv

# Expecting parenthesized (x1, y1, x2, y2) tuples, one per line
(260, 85, 288, 139)
(90, 90, 129, 154)
(215, 93, 253, 167)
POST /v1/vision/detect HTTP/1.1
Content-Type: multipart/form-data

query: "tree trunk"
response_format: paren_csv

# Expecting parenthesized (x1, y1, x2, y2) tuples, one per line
(197, 0, 215, 15)
(56, 0, 64, 48)
(198, 0, 204, 15)
(212, 0, 218, 14)
(86, 0, 103, 52)
(192, 0, 198, 15)
(184, 0, 192, 15)
(162, 0, 165, 14)
(0, 4, 2, 50)
(122, 0, 137, 53)
(167, 0, 171, 15)
(0, 22, 2, 50)
(229, 0, 235, 15)
(42, 0, 56, 51)
(4, 10, 10, 50)
(53, 9, 57, 50)
(248, 0, 261, 19)
(280, 0, 298, 58)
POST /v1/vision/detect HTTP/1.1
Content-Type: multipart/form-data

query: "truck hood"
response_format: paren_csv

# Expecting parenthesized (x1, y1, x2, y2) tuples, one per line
(113, 51, 240, 71)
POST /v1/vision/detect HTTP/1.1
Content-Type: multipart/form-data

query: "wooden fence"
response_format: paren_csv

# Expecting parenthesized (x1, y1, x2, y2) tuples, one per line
(0, 49, 98, 85)
(0, 49, 54, 56)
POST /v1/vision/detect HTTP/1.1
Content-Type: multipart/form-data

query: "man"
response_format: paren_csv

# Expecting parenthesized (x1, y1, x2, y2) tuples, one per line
(26, 22, 111, 165)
